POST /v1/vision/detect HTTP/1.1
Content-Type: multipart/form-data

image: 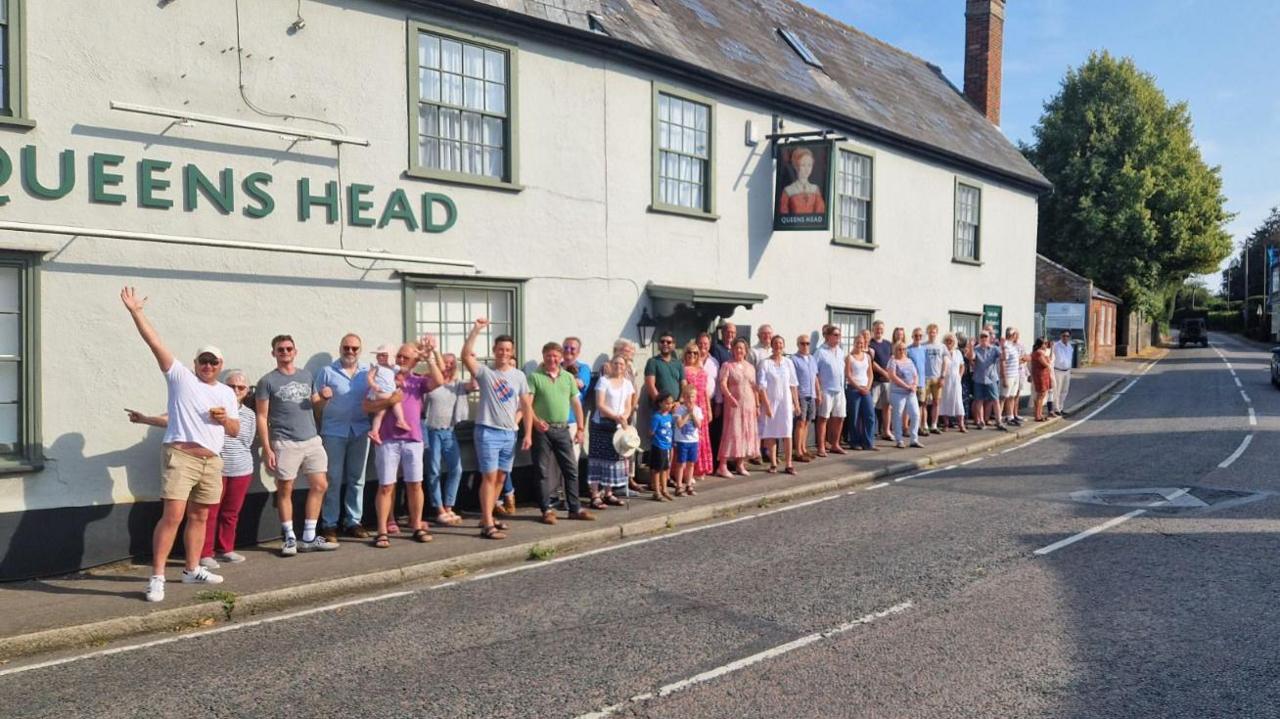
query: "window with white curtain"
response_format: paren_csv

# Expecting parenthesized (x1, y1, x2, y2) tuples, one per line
(656, 91, 712, 213)
(834, 150, 872, 243)
(414, 28, 510, 181)
(954, 183, 981, 260)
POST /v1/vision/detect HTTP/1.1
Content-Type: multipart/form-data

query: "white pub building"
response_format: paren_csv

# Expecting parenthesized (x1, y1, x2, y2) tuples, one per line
(0, 0, 1047, 578)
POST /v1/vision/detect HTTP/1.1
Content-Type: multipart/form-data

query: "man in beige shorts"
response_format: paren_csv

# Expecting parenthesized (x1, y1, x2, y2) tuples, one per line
(257, 334, 340, 556)
(122, 287, 240, 602)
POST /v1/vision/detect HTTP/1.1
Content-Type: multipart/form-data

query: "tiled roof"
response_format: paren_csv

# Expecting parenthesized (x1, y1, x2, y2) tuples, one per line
(454, 0, 1050, 190)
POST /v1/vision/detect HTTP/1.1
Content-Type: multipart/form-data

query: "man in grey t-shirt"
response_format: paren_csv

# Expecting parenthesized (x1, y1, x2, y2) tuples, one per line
(256, 334, 339, 556)
(462, 318, 533, 540)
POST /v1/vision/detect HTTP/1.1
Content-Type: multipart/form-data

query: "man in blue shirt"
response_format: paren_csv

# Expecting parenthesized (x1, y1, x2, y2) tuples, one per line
(313, 333, 373, 542)
(790, 333, 819, 462)
(906, 328, 928, 436)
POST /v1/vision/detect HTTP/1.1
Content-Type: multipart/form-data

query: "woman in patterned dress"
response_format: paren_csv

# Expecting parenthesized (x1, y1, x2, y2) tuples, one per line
(715, 337, 762, 478)
(680, 341, 715, 480)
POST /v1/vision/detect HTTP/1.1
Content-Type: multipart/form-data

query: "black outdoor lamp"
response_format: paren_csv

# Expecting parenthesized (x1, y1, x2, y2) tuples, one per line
(636, 308, 658, 348)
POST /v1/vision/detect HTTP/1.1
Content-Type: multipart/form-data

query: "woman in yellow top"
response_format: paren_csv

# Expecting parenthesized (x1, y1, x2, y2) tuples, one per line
(778, 146, 826, 215)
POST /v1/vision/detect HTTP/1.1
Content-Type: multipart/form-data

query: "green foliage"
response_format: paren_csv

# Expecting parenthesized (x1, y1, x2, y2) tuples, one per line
(527, 544, 556, 561)
(1220, 206, 1280, 304)
(1024, 52, 1233, 317)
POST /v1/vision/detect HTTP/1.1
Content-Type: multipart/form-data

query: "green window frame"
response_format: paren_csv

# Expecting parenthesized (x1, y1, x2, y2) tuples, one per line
(0, 0, 32, 129)
(406, 21, 520, 191)
(403, 275, 524, 375)
(0, 251, 40, 472)
(953, 180, 982, 263)
(832, 147, 874, 247)
(949, 311, 980, 343)
(651, 83, 717, 220)
(827, 306, 874, 355)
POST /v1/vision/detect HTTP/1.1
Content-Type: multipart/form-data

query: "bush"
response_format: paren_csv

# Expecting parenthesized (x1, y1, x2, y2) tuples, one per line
(1206, 310, 1242, 332)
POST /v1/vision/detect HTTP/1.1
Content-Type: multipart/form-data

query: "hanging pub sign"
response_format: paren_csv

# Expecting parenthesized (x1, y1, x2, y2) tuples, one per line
(773, 140, 832, 231)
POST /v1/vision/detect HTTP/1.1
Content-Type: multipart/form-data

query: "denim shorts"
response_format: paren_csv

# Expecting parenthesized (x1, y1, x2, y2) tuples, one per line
(475, 424, 517, 474)
(674, 442, 699, 464)
(974, 382, 999, 402)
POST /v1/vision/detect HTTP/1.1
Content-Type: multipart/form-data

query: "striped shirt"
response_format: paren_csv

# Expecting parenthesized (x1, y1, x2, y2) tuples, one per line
(1001, 343, 1024, 378)
(220, 405, 257, 476)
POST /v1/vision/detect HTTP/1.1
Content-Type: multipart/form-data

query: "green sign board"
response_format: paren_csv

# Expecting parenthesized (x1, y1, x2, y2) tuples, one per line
(0, 144, 458, 233)
(983, 304, 1003, 337)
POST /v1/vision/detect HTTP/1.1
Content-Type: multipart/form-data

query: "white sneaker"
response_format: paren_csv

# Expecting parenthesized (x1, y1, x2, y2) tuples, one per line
(215, 552, 246, 564)
(297, 536, 339, 552)
(198, 557, 220, 570)
(145, 575, 165, 603)
(281, 537, 298, 557)
(181, 566, 224, 585)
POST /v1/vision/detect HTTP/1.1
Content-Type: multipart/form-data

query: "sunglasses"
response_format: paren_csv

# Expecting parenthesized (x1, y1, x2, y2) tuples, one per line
(275, 346, 296, 354)
(564, 346, 580, 352)
(798, 341, 811, 345)
(227, 384, 248, 390)
(196, 357, 221, 366)
(341, 345, 361, 352)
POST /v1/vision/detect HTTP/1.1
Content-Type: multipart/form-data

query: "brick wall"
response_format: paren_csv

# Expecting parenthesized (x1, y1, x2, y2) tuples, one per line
(963, 0, 1005, 125)
(1089, 298, 1118, 364)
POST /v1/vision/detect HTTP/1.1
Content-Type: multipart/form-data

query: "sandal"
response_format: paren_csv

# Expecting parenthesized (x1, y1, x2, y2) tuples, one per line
(480, 525, 507, 540)
(589, 497, 608, 510)
(784, 466, 797, 475)
(413, 528, 433, 543)
(372, 534, 390, 549)
(604, 495, 625, 506)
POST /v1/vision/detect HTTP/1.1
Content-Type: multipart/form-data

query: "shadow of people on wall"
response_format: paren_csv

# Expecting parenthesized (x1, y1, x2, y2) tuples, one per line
(0, 429, 161, 592)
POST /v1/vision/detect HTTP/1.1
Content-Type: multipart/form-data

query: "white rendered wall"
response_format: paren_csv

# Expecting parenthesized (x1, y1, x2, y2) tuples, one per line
(0, 0, 1039, 513)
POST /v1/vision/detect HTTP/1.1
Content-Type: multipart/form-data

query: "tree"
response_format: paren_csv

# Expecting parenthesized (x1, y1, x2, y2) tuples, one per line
(1219, 206, 1280, 303)
(1023, 52, 1233, 319)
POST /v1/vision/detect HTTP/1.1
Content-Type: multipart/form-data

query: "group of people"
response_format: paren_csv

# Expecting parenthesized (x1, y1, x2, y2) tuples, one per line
(124, 283, 1076, 602)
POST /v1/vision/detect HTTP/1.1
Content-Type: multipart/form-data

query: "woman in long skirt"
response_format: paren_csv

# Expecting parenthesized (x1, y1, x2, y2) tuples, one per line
(715, 338, 761, 478)
(757, 335, 799, 474)
(938, 333, 967, 432)
(680, 341, 715, 480)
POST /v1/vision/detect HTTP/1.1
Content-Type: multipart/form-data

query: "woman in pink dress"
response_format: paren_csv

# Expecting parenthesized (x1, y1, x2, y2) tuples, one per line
(680, 341, 714, 480)
(716, 338, 761, 478)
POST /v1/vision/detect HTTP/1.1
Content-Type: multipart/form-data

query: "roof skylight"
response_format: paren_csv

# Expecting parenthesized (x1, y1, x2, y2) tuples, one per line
(778, 27, 822, 68)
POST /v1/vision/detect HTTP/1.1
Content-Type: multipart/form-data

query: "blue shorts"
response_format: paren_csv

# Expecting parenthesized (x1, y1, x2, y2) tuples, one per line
(475, 425, 517, 474)
(974, 382, 999, 402)
(674, 442, 699, 464)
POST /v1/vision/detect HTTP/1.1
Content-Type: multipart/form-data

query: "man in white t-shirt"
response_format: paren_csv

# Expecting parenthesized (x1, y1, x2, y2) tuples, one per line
(123, 287, 240, 603)
(1000, 327, 1028, 425)
(1051, 330, 1074, 416)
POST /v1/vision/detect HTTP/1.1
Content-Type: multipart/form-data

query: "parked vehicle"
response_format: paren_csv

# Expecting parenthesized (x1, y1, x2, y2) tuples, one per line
(1178, 318, 1209, 348)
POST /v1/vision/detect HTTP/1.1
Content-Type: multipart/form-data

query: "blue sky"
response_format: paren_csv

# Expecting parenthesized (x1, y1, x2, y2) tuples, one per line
(806, 0, 1279, 284)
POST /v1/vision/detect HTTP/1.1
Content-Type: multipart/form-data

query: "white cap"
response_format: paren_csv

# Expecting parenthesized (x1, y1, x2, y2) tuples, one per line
(373, 343, 396, 355)
(195, 345, 224, 361)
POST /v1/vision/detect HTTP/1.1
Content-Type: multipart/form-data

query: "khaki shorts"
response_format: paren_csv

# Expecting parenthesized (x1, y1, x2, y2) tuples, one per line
(160, 445, 224, 505)
(924, 378, 943, 405)
(871, 382, 892, 409)
(272, 436, 329, 481)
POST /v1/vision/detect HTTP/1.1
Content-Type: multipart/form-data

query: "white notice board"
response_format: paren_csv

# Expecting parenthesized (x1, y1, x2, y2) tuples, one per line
(1046, 302, 1086, 330)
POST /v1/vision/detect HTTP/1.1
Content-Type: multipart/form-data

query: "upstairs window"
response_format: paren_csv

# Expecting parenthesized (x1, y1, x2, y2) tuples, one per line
(834, 150, 873, 244)
(0, 0, 30, 125)
(409, 23, 517, 188)
(653, 86, 716, 217)
(954, 183, 981, 261)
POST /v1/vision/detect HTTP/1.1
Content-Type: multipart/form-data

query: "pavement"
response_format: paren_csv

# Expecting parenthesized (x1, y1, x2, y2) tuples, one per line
(7, 335, 1275, 718)
(0, 351, 1156, 662)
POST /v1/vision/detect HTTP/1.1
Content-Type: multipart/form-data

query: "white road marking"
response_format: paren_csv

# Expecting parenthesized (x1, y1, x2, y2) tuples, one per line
(1115, 379, 1138, 394)
(574, 601, 915, 719)
(1234, 376, 1243, 387)
(1249, 408, 1258, 426)
(1035, 489, 1190, 556)
(0, 590, 415, 678)
(867, 482, 889, 490)
(1240, 390, 1252, 404)
(960, 457, 983, 466)
(1218, 434, 1254, 469)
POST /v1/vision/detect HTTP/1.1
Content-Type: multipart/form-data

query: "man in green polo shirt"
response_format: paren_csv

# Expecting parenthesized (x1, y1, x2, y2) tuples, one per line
(527, 341, 595, 524)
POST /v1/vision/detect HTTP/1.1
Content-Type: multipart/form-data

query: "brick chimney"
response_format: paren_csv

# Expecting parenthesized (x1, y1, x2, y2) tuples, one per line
(963, 0, 1005, 125)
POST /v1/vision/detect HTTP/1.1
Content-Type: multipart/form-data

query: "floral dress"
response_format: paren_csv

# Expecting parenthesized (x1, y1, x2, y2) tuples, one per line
(683, 365, 714, 475)
(718, 360, 760, 460)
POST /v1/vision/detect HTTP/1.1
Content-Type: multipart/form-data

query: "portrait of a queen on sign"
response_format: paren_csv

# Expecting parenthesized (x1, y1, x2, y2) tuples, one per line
(773, 141, 831, 231)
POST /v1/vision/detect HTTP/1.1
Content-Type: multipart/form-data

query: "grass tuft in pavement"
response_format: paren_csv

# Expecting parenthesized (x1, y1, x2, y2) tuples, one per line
(527, 544, 556, 562)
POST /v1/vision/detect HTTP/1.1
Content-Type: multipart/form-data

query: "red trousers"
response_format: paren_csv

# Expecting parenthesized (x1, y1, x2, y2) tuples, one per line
(202, 474, 252, 558)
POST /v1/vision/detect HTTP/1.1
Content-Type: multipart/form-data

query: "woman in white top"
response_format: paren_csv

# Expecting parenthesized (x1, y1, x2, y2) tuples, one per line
(589, 355, 637, 505)
(757, 335, 800, 474)
(937, 333, 967, 432)
(844, 334, 877, 450)
(888, 341, 923, 449)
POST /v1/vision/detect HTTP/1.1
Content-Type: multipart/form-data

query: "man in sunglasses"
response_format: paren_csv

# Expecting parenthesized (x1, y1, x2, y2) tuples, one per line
(122, 287, 240, 602)
(257, 335, 340, 556)
(312, 333, 373, 543)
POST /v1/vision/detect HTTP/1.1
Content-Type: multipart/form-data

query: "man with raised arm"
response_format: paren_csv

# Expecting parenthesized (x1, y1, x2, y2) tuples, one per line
(256, 334, 340, 556)
(122, 287, 240, 602)
(462, 318, 533, 540)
